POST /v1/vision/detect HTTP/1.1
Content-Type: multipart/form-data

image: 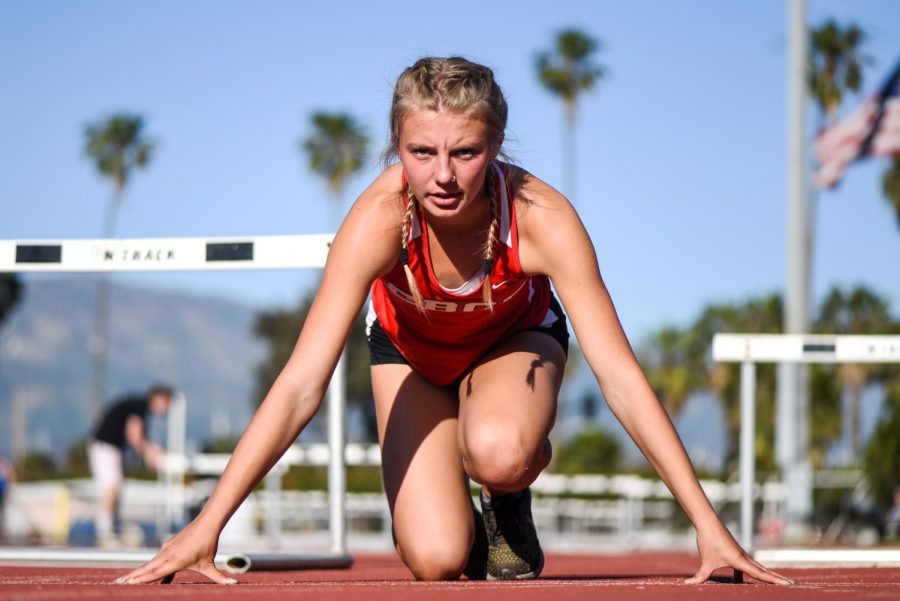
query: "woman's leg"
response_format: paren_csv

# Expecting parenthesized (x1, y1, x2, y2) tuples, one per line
(371, 363, 474, 581)
(457, 331, 565, 494)
(456, 330, 566, 579)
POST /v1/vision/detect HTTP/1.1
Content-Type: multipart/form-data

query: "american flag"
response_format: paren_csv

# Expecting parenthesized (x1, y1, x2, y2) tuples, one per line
(815, 58, 900, 188)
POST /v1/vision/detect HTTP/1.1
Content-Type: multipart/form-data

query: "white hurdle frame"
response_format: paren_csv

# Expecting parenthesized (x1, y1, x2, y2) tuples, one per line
(712, 333, 900, 552)
(0, 234, 350, 569)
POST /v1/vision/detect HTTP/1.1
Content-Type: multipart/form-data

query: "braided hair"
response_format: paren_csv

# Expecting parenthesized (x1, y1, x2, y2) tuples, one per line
(400, 169, 499, 314)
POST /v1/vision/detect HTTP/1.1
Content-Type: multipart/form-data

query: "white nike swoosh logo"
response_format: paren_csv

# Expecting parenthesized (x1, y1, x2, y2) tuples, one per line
(492, 280, 510, 290)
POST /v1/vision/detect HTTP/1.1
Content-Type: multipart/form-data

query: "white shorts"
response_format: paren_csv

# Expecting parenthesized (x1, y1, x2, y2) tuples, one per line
(88, 440, 124, 490)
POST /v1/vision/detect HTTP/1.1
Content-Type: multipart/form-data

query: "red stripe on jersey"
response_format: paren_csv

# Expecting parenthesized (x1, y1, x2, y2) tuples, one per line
(370, 163, 551, 386)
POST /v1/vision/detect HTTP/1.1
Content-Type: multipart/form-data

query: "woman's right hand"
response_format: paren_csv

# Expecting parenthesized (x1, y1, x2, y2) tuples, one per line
(114, 519, 236, 585)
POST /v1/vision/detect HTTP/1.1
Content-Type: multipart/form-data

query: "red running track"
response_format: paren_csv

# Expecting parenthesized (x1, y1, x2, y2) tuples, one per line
(1, 552, 898, 600)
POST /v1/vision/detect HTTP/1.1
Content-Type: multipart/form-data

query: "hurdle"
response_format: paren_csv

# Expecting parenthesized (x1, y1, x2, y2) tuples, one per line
(712, 333, 900, 563)
(0, 234, 352, 570)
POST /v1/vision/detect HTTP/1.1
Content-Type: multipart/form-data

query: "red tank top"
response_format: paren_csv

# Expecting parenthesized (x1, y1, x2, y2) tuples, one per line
(370, 163, 551, 386)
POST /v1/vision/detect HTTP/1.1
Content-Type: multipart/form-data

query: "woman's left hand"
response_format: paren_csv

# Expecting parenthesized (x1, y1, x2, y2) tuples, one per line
(685, 520, 794, 585)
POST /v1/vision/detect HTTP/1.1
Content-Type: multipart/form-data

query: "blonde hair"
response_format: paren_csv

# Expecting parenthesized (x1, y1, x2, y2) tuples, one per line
(386, 57, 508, 314)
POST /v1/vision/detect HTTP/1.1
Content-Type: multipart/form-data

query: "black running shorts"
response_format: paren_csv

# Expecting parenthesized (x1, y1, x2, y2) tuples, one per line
(367, 294, 570, 369)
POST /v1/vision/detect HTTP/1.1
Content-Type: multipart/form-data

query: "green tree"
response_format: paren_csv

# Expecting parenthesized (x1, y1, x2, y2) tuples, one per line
(0, 274, 22, 326)
(642, 326, 706, 417)
(552, 427, 622, 474)
(16, 451, 58, 481)
(252, 292, 375, 440)
(882, 155, 900, 226)
(863, 377, 900, 509)
(84, 115, 155, 236)
(815, 285, 894, 464)
(691, 295, 785, 473)
(808, 360, 844, 469)
(0, 274, 22, 460)
(64, 437, 90, 478)
(301, 112, 369, 227)
(536, 29, 606, 202)
(83, 114, 156, 419)
(641, 298, 781, 471)
(808, 20, 869, 121)
(641, 293, 843, 474)
(202, 435, 242, 454)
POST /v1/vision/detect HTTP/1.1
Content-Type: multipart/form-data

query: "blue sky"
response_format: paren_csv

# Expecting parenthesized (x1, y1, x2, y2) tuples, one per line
(2, 0, 899, 343)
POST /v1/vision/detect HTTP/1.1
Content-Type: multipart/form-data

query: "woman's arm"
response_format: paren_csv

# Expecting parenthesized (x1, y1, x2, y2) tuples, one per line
(118, 168, 405, 585)
(516, 171, 792, 586)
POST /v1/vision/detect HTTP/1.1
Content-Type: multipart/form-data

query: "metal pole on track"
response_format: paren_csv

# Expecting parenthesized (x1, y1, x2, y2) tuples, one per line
(265, 465, 284, 549)
(328, 348, 348, 555)
(160, 392, 187, 539)
(739, 361, 756, 551)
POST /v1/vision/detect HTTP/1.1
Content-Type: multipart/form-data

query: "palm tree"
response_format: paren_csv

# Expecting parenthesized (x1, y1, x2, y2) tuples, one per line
(863, 369, 900, 508)
(805, 20, 870, 291)
(83, 113, 155, 418)
(806, 19, 870, 271)
(642, 293, 843, 474)
(815, 285, 893, 464)
(84, 115, 155, 239)
(808, 20, 869, 123)
(692, 296, 787, 473)
(882, 156, 900, 226)
(642, 326, 705, 417)
(642, 296, 783, 472)
(809, 21, 868, 120)
(301, 112, 369, 228)
(536, 29, 606, 202)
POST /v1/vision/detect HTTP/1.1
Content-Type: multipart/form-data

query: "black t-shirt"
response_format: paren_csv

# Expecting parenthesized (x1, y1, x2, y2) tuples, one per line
(93, 396, 149, 448)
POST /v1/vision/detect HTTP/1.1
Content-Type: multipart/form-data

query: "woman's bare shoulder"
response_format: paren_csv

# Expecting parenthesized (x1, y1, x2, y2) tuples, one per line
(505, 164, 574, 227)
(345, 164, 404, 226)
(333, 164, 404, 275)
(505, 164, 591, 275)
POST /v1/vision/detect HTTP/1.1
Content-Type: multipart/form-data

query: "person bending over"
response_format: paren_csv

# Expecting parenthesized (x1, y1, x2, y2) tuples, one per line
(89, 384, 172, 545)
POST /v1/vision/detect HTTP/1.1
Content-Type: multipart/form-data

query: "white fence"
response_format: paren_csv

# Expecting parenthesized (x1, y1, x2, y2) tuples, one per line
(3, 451, 866, 552)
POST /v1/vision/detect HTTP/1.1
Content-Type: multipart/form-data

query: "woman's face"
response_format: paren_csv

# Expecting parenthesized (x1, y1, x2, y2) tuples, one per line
(398, 109, 498, 222)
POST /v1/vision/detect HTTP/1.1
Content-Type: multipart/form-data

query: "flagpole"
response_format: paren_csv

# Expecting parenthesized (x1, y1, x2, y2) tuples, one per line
(778, 0, 814, 541)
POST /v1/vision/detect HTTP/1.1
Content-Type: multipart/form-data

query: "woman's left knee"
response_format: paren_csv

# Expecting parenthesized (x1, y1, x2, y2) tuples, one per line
(461, 424, 544, 489)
